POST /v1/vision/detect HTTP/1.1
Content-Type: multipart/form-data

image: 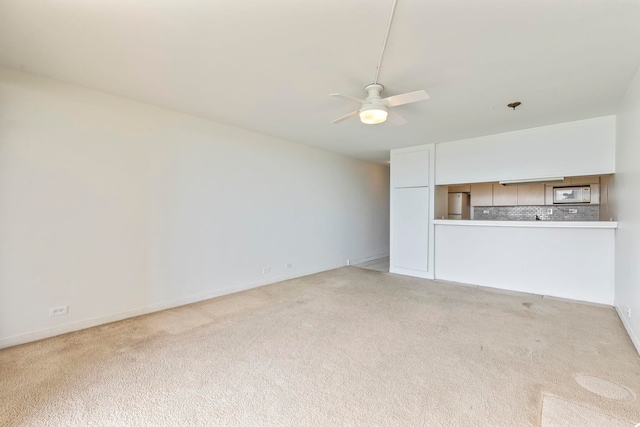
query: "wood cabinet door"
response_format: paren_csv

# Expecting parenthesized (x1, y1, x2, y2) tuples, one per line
(470, 183, 493, 206)
(448, 184, 471, 193)
(493, 184, 517, 206)
(569, 176, 600, 185)
(517, 184, 545, 205)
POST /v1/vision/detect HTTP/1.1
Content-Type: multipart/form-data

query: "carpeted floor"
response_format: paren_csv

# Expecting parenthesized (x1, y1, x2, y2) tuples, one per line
(353, 256, 389, 272)
(1, 267, 639, 426)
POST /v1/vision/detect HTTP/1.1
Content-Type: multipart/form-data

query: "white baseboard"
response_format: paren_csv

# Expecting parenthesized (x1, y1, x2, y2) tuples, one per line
(615, 305, 640, 356)
(347, 252, 390, 266)
(389, 266, 433, 280)
(0, 262, 345, 350)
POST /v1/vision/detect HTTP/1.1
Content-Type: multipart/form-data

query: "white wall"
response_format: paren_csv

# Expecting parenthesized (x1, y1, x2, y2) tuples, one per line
(615, 66, 640, 354)
(0, 67, 390, 348)
(435, 116, 616, 185)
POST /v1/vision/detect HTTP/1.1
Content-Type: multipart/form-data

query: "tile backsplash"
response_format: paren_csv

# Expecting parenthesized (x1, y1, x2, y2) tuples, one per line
(474, 205, 599, 221)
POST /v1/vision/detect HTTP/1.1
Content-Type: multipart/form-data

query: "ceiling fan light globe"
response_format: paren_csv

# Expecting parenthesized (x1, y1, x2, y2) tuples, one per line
(359, 108, 388, 124)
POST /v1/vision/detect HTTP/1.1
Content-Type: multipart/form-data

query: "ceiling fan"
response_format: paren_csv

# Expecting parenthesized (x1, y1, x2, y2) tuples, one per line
(329, 0, 429, 126)
(330, 84, 429, 125)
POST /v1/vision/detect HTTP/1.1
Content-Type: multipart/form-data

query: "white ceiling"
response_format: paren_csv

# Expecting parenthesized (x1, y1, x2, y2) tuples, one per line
(1, 0, 640, 163)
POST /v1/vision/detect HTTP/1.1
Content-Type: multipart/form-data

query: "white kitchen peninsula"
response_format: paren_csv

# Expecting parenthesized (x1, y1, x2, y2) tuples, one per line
(390, 116, 617, 303)
(433, 220, 617, 305)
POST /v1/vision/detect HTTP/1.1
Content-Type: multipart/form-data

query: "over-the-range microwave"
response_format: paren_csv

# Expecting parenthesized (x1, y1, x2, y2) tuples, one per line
(553, 186, 591, 204)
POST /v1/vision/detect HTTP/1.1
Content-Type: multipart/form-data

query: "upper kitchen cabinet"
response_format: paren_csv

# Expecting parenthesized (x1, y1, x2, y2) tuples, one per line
(568, 176, 600, 185)
(468, 176, 604, 206)
(392, 149, 430, 188)
(516, 184, 545, 205)
(470, 183, 493, 206)
(493, 184, 517, 205)
(448, 184, 471, 193)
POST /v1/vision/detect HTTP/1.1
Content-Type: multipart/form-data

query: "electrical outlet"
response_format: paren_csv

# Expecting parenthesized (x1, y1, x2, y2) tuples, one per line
(262, 267, 270, 274)
(49, 305, 68, 316)
(627, 307, 631, 317)
(285, 263, 292, 269)
(547, 209, 553, 214)
(483, 210, 489, 214)
(568, 209, 578, 214)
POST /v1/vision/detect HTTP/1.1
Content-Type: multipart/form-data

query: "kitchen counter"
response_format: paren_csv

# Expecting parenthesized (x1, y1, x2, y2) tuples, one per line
(432, 220, 617, 229)
(433, 220, 616, 305)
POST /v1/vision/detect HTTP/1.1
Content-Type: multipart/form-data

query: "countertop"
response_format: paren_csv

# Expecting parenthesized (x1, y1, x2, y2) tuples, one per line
(432, 220, 618, 229)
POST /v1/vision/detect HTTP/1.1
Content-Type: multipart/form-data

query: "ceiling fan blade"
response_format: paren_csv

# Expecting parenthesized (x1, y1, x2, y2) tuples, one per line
(387, 110, 407, 126)
(382, 90, 430, 107)
(331, 110, 360, 124)
(329, 93, 367, 104)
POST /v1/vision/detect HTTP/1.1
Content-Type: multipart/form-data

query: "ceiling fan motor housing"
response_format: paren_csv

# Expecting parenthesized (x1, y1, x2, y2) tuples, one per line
(329, 83, 427, 125)
(365, 83, 384, 99)
(359, 84, 388, 124)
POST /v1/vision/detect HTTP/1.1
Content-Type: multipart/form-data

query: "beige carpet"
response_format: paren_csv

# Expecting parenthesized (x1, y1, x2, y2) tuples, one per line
(1, 267, 639, 426)
(353, 256, 390, 272)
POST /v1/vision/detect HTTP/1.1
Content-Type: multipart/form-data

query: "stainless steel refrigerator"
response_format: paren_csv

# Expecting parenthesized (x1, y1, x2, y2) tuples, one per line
(448, 193, 470, 220)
